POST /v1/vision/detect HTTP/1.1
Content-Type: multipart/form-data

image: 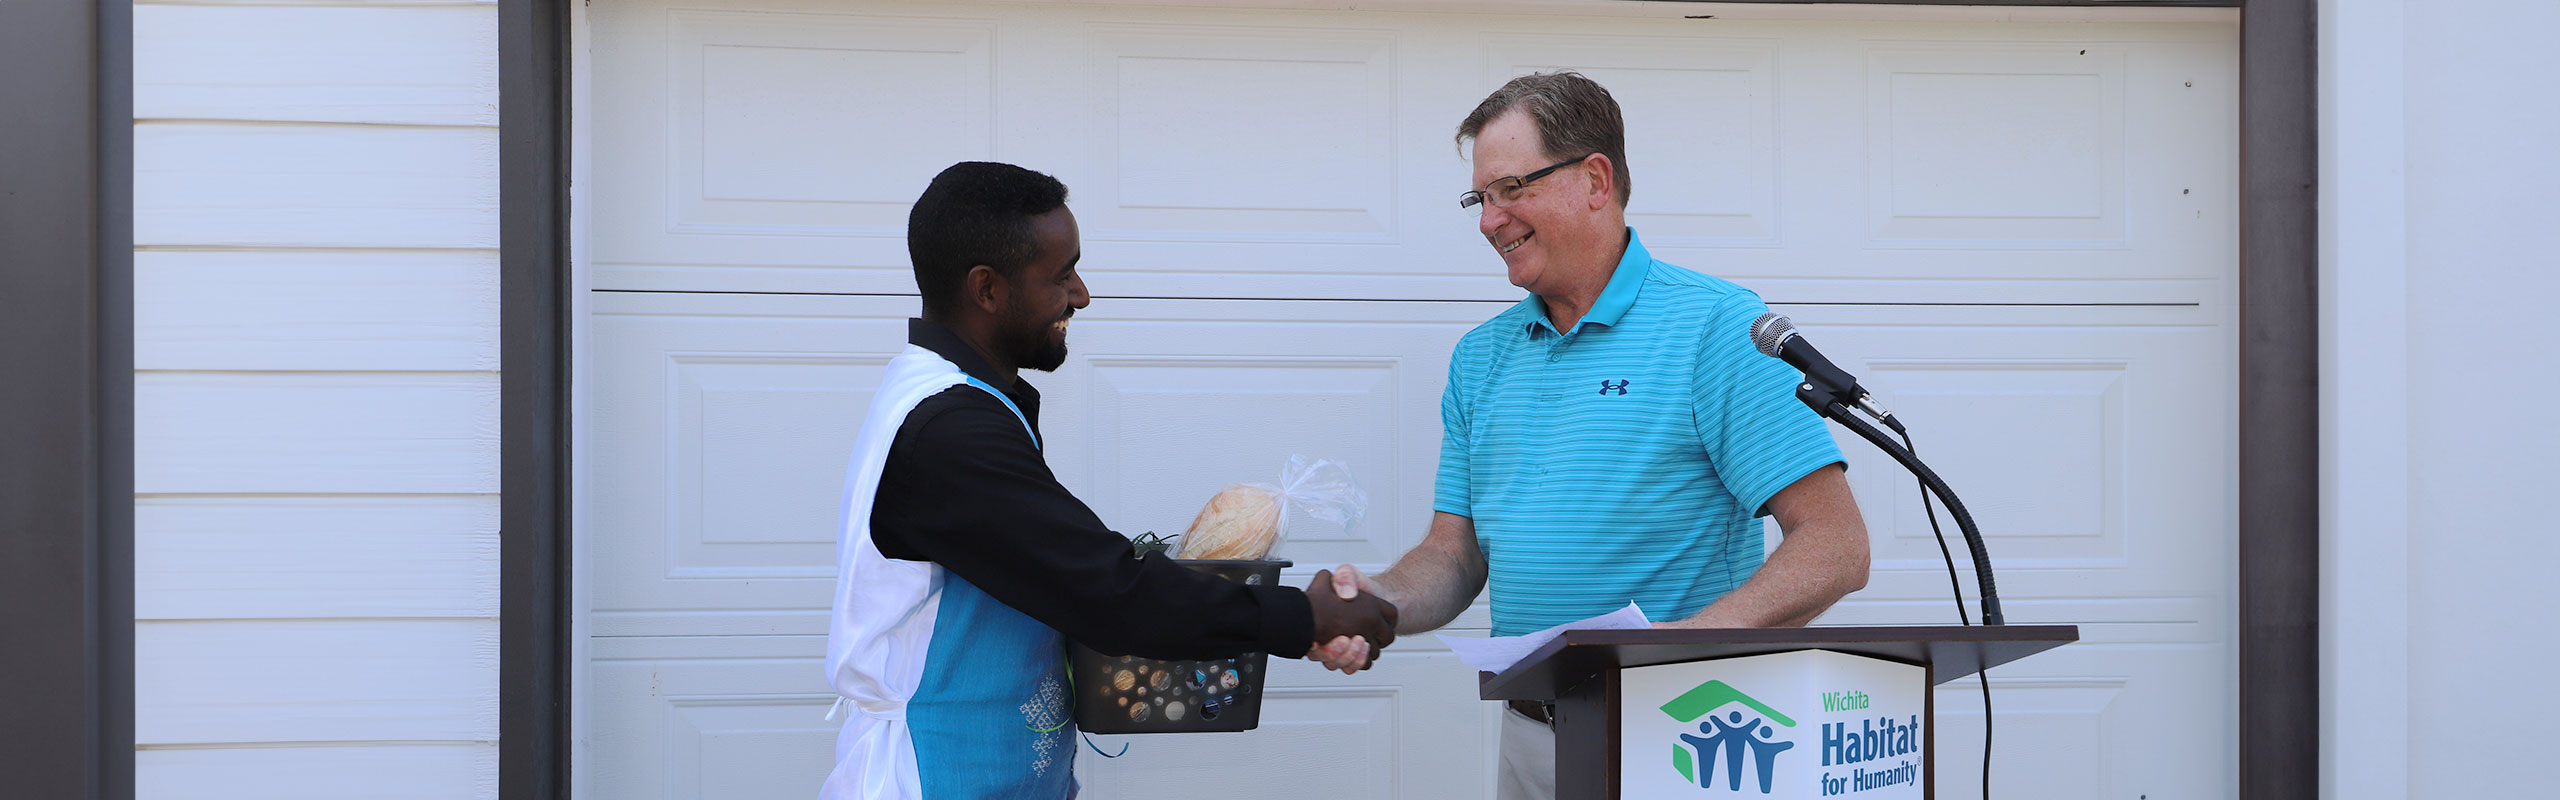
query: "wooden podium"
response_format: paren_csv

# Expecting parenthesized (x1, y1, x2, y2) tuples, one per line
(1479, 625, 2078, 798)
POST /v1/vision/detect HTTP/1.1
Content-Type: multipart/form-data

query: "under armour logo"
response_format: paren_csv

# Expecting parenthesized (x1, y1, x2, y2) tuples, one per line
(1599, 380, 1630, 396)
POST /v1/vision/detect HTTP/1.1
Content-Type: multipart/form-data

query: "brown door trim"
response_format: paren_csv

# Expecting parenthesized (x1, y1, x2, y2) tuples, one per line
(0, 0, 135, 797)
(2238, 1, 2319, 797)
(501, 0, 574, 798)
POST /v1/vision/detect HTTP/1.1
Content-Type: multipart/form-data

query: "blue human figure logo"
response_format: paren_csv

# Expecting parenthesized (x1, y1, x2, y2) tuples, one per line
(1741, 719, 1795, 793)
(1676, 710, 1795, 793)
(1677, 724, 1723, 789)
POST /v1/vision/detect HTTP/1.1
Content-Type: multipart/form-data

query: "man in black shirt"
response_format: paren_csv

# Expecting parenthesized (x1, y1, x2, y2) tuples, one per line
(820, 162, 1398, 800)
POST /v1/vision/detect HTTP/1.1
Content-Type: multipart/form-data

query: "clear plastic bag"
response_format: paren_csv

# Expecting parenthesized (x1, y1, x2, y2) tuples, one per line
(1174, 455, 1368, 561)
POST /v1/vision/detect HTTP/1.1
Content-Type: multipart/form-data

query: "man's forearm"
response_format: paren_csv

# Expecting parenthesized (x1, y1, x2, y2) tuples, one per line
(1670, 524, 1865, 628)
(1371, 554, 1475, 635)
(1669, 465, 1871, 629)
(1370, 512, 1487, 635)
(1722, 547, 1860, 628)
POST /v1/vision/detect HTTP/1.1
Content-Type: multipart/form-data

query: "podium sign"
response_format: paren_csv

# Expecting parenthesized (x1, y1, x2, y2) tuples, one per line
(1618, 650, 1926, 799)
(1481, 625, 2075, 799)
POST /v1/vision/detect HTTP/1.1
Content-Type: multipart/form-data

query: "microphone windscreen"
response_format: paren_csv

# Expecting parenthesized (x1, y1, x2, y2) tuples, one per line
(1749, 312, 1795, 358)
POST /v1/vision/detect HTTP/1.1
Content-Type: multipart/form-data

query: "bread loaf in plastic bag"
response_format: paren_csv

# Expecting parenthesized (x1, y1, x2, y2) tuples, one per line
(1174, 456, 1366, 561)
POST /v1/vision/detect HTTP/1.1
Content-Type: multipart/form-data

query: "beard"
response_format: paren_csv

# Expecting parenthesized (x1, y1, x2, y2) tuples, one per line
(1016, 314, 1070, 373)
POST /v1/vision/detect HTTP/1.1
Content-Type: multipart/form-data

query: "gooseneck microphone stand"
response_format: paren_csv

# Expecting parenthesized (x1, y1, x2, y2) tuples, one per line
(1791, 377, 2006, 627)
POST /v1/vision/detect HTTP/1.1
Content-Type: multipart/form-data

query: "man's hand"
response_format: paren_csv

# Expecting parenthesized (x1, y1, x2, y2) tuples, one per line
(1327, 563, 1383, 601)
(1302, 512, 1490, 672)
(1305, 569, 1397, 674)
(1309, 564, 1388, 672)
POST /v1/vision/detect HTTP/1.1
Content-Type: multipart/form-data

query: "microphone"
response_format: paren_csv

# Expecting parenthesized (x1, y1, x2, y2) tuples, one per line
(1754, 311, 2002, 625)
(1749, 312, 1901, 433)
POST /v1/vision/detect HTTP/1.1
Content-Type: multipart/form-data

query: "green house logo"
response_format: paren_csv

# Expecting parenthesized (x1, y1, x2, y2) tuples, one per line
(1660, 680, 1798, 793)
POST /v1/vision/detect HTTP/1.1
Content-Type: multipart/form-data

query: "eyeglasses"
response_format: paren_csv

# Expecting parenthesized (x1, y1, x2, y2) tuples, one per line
(1459, 154, 1594, 215)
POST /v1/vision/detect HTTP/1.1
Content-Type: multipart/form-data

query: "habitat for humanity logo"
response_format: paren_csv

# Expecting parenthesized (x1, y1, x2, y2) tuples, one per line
(1660, 680, 1797, 793)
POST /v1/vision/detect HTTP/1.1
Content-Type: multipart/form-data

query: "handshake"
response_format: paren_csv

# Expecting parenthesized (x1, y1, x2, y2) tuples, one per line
(1302, 565, 1394, 674)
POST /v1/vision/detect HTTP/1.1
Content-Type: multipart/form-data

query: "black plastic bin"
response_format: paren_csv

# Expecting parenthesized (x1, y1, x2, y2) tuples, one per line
(1070, 559, 1287, 734)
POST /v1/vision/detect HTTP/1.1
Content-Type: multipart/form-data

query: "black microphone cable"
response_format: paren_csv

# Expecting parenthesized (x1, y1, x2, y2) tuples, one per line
(1757, 311, 1999, 796)
(1902, 428, 1991, 800)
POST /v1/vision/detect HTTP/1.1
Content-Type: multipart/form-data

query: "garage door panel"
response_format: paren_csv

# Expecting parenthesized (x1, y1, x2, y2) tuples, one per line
(590, 658, 838, 800)
(1039, 300, 1481, 568)
(589, 294, 913, 615)
(1483, 33, 1781, 245)
(1764, 304, 2228, 576)
(1929, 676, 2117, 797)
(1858, 358, 2133, 561)
(664, 352, 886, 574)
(1084, 24, 1397, 242)
(1866, 45, 2129, 246)
(1924, 643, 2230, 799)
(595, 3, 2235, 302)
(1074, 356, 1406, 560)
(588, 6, 987, 287)
(592, 293, 1474, 611)
(670, 10, 998, 235)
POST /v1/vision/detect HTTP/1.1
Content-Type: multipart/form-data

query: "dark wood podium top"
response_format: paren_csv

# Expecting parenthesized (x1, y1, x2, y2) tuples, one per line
(1478, 624, 2079, 701)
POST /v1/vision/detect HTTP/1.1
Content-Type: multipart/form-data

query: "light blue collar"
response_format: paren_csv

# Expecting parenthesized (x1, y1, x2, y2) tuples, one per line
(1523, 228, 1651, 337)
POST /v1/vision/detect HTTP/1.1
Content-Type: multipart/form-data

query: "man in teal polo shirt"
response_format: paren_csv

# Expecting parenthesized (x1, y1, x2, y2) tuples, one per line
(1319, 72, 1872, 799)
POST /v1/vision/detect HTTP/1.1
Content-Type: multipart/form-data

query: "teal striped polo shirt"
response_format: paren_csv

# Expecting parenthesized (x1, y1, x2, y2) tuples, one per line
(1435, 229, 1845, 636)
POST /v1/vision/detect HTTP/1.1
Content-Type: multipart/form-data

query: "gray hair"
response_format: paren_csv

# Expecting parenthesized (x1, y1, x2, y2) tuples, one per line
(1455, 71, 1631, 208)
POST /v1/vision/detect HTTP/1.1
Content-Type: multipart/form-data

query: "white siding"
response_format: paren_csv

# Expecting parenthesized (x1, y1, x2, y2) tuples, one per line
(137, 250, 501, 372)
(137, 620, 500, 744)
(135, 372, 499, 494)
(135, 5, 498, 126)
(136, 124, 499, 248)
(137, 497, 500, 620)
(138, 746, 498, 800)
(132, 0, 501, 796)
(2320, 1, 2560, 797)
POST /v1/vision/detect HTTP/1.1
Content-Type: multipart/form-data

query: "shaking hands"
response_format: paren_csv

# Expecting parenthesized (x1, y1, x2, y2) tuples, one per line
(1304, 568, 1396, 675)
(1304, 565, 1394, 674)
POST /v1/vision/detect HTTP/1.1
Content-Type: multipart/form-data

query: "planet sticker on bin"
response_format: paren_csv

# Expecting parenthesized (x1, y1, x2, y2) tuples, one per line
(1064, 547, 1312, 733)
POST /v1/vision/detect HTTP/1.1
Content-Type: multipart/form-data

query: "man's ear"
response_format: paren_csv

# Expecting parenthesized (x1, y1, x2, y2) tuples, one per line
(964, 264, 1008, 315)
(1582, 154, 1616, 211)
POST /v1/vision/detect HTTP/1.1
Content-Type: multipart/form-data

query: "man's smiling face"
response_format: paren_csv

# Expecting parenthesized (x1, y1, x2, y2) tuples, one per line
(1471, 108, 1596, 295)
(1000, 206, 1088, 373)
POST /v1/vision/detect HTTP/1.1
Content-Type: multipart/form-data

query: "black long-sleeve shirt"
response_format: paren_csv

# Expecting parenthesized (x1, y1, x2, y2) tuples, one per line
(869, 319, 1315, 659)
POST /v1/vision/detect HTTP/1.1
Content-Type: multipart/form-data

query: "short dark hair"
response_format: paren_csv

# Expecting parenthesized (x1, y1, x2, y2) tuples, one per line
(907, 162, 1070, 316)
(1455, 71, 1631, 208)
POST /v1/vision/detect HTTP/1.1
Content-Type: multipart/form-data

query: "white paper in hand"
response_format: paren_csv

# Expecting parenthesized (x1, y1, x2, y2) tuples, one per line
(1436, 603, 1651, 674)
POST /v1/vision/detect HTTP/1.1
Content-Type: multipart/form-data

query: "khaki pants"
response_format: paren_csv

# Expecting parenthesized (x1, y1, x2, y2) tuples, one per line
(1496, 706, 1556, 800)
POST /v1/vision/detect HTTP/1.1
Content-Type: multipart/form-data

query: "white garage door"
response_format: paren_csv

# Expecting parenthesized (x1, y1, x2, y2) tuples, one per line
(579, 2, 2238, 798)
